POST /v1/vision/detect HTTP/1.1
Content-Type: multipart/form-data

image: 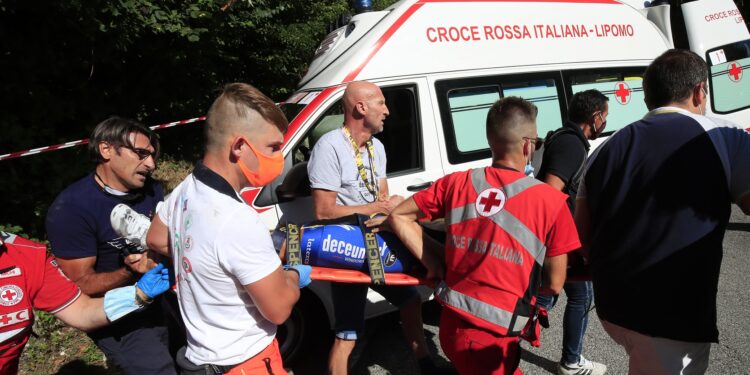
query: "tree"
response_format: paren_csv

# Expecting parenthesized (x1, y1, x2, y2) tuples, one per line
(0, 0, 364, 237)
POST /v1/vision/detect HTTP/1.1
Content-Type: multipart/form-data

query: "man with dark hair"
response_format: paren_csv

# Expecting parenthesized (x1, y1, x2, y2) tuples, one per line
(577, 49, 750, 373)
(536, 89, 608, 375)
(145, 83, 311, 374)
(46, 116, 176, 374)
(389, 96, 579, 374)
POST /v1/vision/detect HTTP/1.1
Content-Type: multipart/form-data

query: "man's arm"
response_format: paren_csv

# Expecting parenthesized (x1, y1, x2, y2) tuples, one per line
(542, 174, 566, 191)
(540, 254, 567, 295)
(53, 294, 109, 331)
(312, 189, 395, 219)
(244, 267, 301, 325)
(388, 198, 445, 280)
(55, 257, 135, 297)
(146, 215, 170, 256)
(53, 264, 171, 331)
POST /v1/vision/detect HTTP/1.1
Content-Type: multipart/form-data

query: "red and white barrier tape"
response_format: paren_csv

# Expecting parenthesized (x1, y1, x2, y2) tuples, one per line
(0, 116, 206, 162)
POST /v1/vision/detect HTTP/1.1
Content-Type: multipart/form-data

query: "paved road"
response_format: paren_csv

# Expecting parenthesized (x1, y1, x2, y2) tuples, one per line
(338, 206, 749, 375)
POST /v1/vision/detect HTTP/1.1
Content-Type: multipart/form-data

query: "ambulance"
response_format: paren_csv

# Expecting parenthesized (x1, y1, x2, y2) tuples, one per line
(246, 0, 750, 364)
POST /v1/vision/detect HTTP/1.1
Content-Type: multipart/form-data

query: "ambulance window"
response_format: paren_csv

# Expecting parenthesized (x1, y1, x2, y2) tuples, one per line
(375, 86, 423, 175)
(566, 70, 647, 134)
(707, 41, 750, 114)
(291, 102, 344, 165)
(502, 80, 562, 138)
(437, 74, 564, 164)
(289, 85, 422, 175)
(446, 86, 500, 153)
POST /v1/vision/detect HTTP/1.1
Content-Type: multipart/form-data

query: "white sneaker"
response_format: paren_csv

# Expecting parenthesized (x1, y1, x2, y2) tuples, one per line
(110, 204, 151, 250)
(558, 355, 607, 375)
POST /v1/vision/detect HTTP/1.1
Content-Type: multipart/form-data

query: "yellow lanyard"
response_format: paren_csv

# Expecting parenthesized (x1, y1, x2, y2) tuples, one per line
(342, 127, 379, 200)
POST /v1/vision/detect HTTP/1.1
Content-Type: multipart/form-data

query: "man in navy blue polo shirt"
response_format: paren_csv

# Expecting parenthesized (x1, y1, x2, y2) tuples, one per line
(46, 117, 177, 374)
(576, 49, 750, 374)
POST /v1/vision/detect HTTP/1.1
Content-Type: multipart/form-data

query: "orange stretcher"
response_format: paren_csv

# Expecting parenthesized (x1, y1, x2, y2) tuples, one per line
(309, 266, 427, 285)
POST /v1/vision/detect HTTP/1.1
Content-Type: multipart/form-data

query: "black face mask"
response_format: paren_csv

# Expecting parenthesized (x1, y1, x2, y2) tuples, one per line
(94, 173, 144, 202)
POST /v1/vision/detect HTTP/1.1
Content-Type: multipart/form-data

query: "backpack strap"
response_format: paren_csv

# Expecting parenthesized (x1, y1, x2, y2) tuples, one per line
(542, 127, 587, 193)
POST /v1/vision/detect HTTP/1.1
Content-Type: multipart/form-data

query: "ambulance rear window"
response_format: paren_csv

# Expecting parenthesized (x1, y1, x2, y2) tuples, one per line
(707, 40, 750, 114)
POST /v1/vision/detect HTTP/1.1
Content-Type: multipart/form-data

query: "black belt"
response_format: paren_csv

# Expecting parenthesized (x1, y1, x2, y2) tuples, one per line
(176, 346, 276, 375)
(176, 346, 235, 375)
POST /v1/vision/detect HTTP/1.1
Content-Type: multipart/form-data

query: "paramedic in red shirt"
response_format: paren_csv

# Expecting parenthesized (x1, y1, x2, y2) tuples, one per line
(388, 97, 580, 374)
(0, 232, 170, 374)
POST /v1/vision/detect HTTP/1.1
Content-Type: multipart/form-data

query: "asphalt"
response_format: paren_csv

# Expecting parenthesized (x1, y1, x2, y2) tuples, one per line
(343, 205, 750, 375)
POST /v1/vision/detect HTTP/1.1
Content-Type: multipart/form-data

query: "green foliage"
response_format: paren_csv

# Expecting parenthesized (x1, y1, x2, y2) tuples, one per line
(0, 0, 354, 240)
(3, 0, 399, 371)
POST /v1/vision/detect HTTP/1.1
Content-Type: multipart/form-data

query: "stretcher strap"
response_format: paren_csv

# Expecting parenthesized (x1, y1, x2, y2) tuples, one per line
(358, 216, 385, 285)
(286, 223, 301, 266)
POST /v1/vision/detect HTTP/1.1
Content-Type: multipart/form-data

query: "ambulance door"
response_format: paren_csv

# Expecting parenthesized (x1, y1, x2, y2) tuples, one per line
(375, 78, 444, 201)
(271, 79, 443, 230)
(433, 72, 567, 175)
(561, 67, 650, 150)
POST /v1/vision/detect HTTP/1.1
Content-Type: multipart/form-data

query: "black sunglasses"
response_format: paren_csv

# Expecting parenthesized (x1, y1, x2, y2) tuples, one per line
(122, 145, 156, 161)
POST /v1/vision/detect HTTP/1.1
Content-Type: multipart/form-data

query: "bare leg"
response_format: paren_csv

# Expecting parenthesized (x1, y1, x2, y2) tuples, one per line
(328, 337, 356, 375)
(399, 296, 430, 359)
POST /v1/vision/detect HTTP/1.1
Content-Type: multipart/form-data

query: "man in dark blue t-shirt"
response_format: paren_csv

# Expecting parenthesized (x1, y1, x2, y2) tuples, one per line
(536, 90, 608, 375)
(46, 117, 177, 374)
(577, 50, 750, 374)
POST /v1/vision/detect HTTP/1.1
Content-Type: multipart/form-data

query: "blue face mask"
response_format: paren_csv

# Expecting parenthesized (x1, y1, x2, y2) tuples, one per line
(525, 161, 535, 177)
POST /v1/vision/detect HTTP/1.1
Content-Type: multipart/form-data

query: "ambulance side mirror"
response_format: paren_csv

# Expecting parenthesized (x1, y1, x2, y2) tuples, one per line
(276, 162, 312, 202)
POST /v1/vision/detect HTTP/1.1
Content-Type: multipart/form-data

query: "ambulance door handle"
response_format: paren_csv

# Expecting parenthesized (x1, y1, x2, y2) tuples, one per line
(406, 181, 433, 192)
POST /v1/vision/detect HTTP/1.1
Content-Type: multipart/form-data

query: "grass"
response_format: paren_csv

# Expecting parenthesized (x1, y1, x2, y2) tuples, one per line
(20, 311, 118, 375)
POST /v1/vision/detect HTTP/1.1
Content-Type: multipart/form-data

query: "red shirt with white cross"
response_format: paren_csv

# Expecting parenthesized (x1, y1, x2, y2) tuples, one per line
(413, 166, 580, 322)
(0, 232, 81, 374)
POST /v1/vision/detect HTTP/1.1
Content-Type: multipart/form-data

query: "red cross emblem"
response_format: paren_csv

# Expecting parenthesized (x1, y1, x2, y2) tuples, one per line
(728, 61, 743, 82)
(0, 309, 30, 327)
(475, 188, 506, 217)
(614, 82, 631, 105)
(0, 285, 23, 306)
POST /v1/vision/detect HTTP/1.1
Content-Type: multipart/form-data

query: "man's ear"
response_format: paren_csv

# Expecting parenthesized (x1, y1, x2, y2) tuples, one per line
(691, 83, 704, 108)
(229, 136, 244, 162)
(355, 101, 367, 116)
(98, 142, 113, 161)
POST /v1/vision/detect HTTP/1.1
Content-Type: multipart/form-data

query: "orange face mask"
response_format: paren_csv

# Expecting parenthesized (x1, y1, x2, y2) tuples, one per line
(238, 140, 284, 187)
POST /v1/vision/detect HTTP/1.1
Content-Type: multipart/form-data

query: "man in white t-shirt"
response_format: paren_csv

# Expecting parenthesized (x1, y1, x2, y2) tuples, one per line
(146, 83, 311, 375)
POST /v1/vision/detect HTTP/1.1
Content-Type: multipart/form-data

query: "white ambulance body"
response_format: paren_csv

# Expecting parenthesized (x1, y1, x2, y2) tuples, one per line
(252, 0, 750, 363)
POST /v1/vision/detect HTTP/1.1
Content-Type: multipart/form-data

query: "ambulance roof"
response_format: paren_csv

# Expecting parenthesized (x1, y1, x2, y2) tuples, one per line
(299, 0, 671, 90)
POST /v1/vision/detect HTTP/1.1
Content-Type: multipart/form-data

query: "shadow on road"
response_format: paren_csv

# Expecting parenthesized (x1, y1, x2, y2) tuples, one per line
(520, 348, 558, 374)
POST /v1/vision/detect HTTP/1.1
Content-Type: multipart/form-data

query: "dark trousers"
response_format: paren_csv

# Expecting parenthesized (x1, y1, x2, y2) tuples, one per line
(536, 280, 594, 364)
(94, 324, 177, 375)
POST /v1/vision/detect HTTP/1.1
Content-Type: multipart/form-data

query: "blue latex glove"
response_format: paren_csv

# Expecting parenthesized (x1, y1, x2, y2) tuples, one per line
(284, 264, 312, 288)
(136, 263, 171, 298)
